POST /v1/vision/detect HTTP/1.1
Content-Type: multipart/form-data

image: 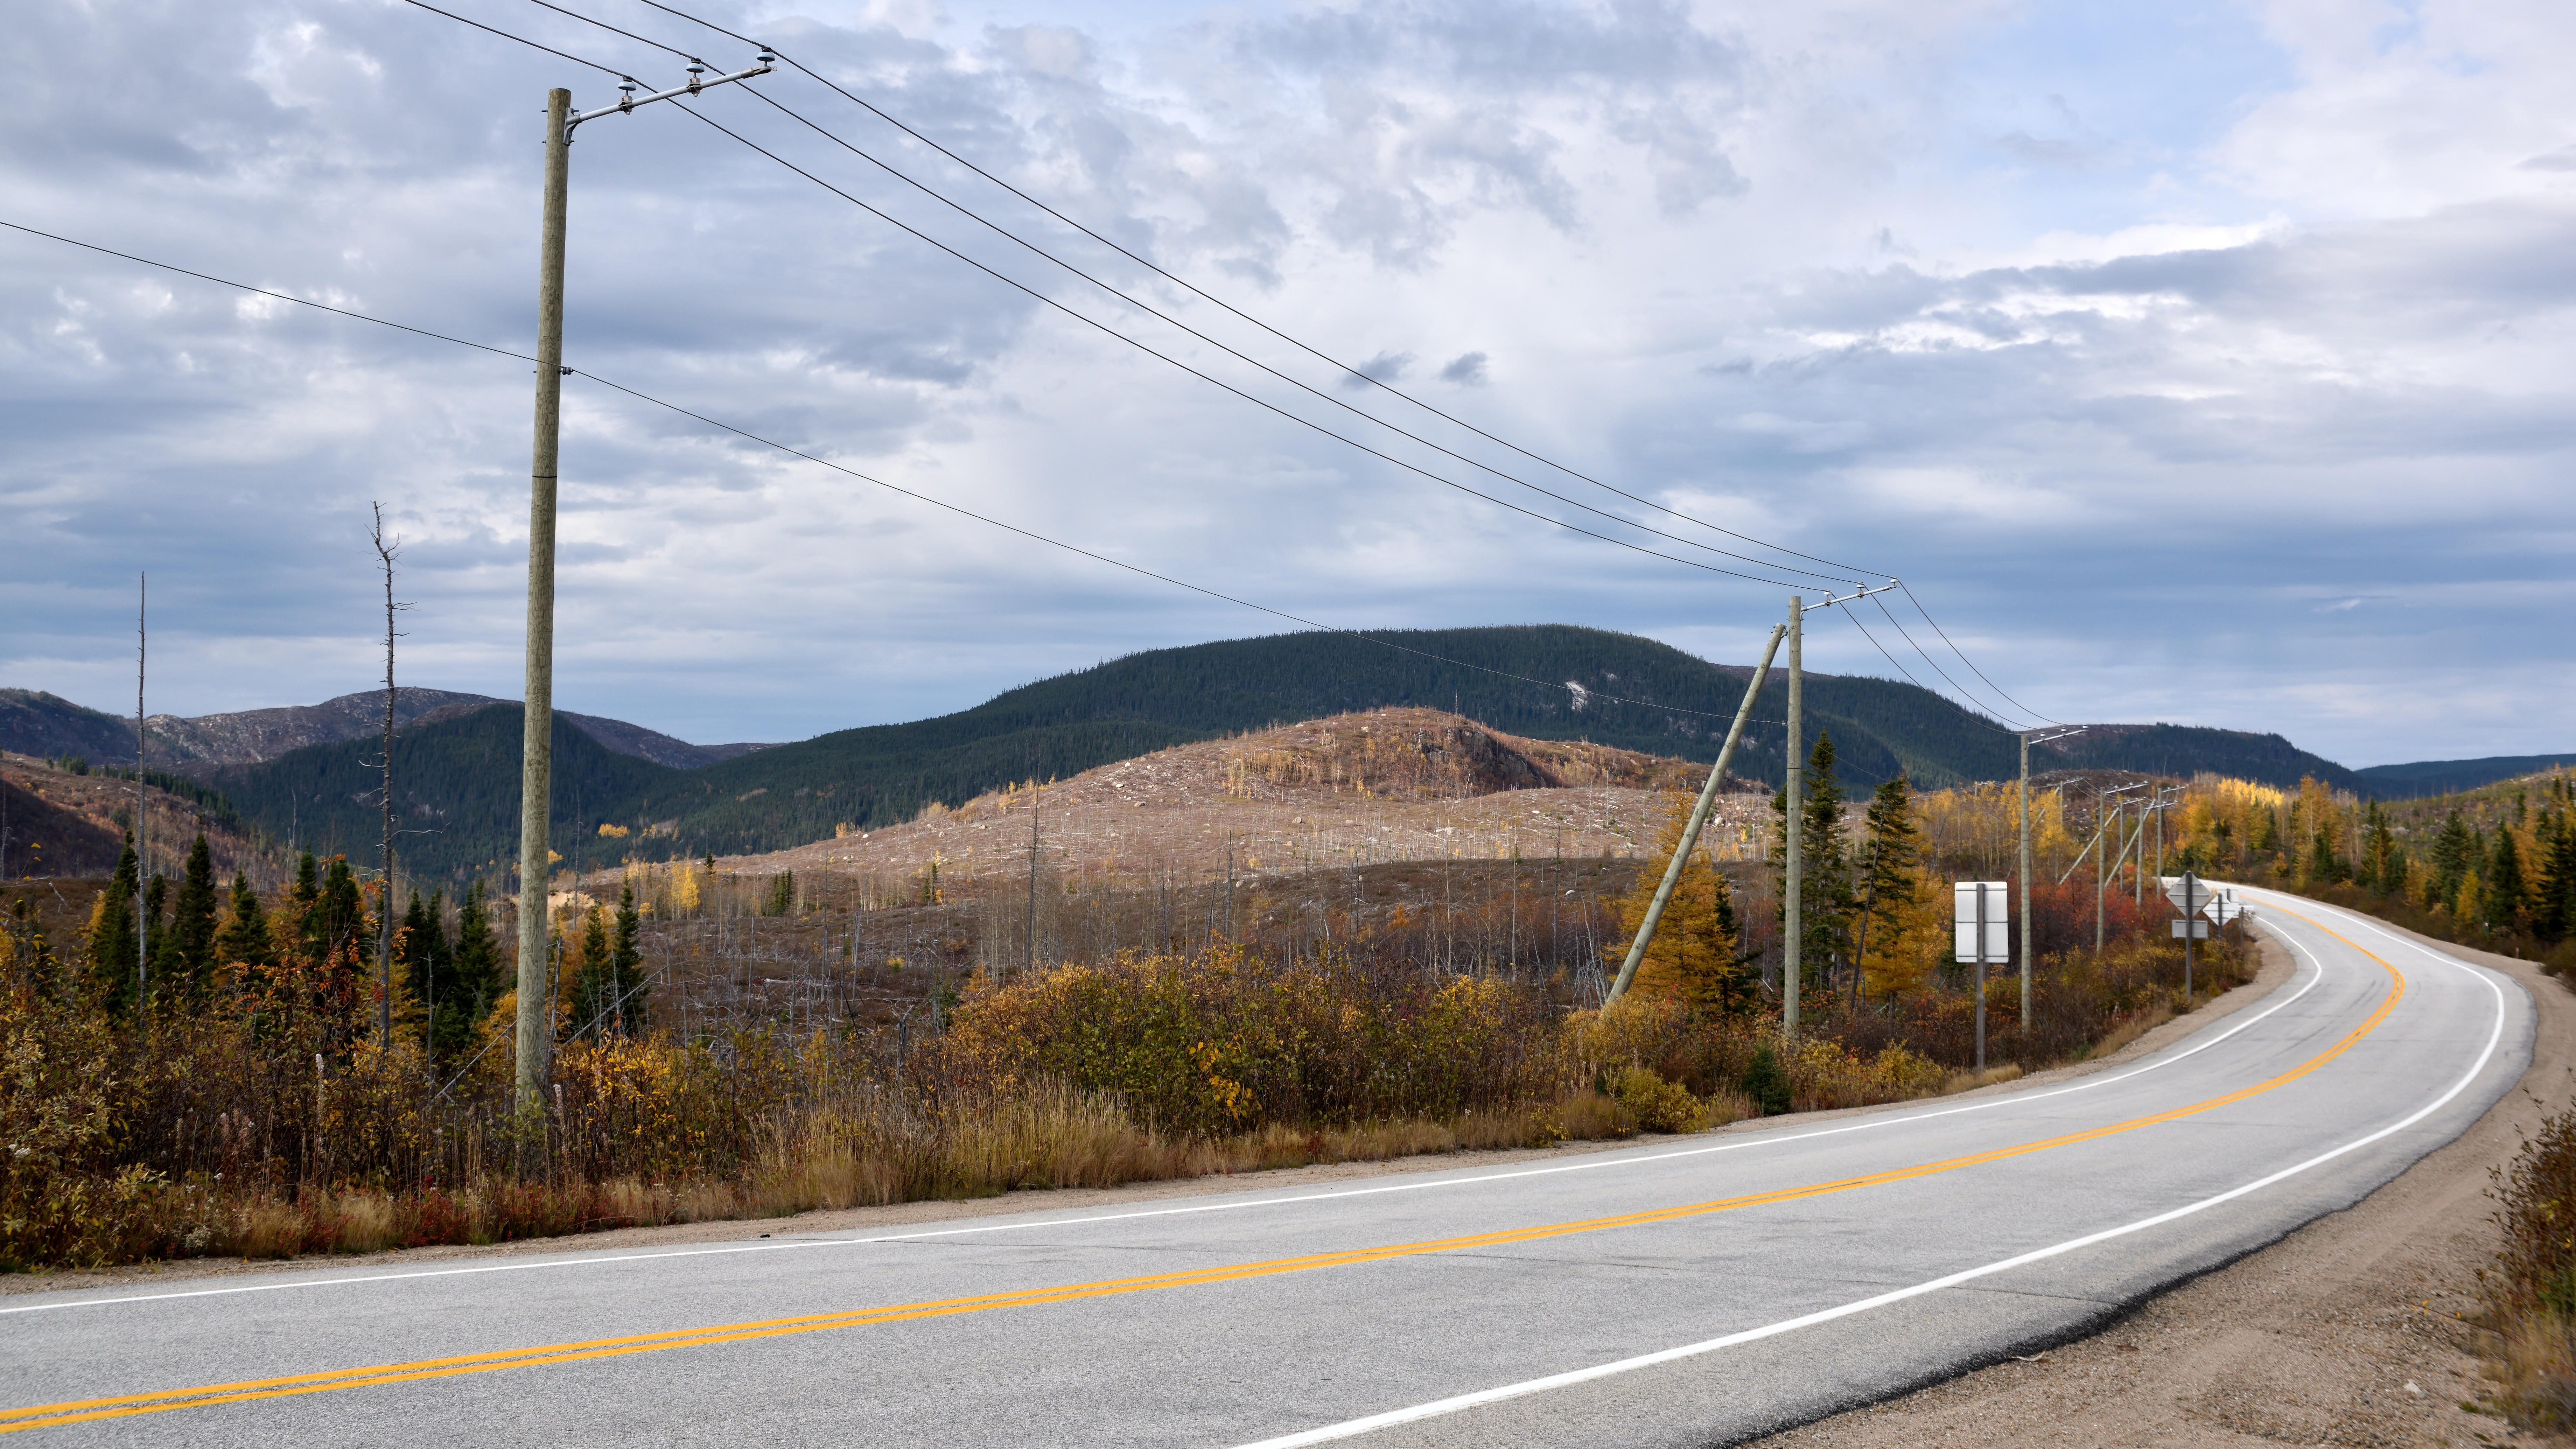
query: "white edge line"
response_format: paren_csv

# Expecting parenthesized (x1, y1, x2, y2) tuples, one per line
(1226, 895, 2511, 1448)
(1, 908, 2334, 1318)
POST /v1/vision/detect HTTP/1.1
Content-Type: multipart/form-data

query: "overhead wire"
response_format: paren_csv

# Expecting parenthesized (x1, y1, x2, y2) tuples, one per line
(663, 97, 1818, 590)
(1899, 581, 2072, 728)
(726, 81, 1861, 587)
(1868, 593, 2027, 733)
(1, 219, 1782, 728)
(398, 0, 627, 76)
(621, 0, 1883, 581)
(390, 4, 1825, 588)
(517, 0, 1842, 583)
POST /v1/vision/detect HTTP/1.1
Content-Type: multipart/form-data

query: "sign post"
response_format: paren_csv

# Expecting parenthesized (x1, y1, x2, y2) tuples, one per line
(1954, 880, 2010, 1074)
(2164, 871, 2208, 1000)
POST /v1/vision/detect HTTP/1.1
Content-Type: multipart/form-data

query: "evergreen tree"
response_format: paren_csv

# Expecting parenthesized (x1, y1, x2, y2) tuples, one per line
(2253, 808, 2282, 861)
(611, 881, 647, 1035)
(566, 903, 615, 1041)
(2539, 811, 2576, 941)
(2490, 827, 2528, 929)
(140, 874, 169, 997)
(1853, 777, 1920, 982)
(305, 856, 366, 965)
(2430, 813, 2475, 906)
(161, 834, 219, 1007)
(87, 834, 141, 1015)
(215, 872, 270, 975)
(451, 881, 502, 1018)
(1768, 733, 1853, 999)
(2359, 802, 2397, 895)
(2308, 826, 2343, 885)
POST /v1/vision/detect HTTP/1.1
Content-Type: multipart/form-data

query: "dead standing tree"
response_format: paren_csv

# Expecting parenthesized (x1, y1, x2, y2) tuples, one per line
(369, 504, 411, 1049)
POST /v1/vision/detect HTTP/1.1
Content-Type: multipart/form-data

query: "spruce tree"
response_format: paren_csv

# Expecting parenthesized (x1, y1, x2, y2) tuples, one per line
(441, 882, 502, 1063)
(2539, 811, 2576, 941)
(307, 856, 365, 965)
(88, 834, 141, 1015)
(163, 834, 219, 1007)
(2490, 828, 2528, 929)
(140, 874, 170, 997)
(1769, 733, 1853, 999)
(1855, 777, 1920, 972)
(566, 903, 615, 1041)
(612, 881, 647, 1035)
(2431, 814, 2474, 905)
(215, 872, 270, 976)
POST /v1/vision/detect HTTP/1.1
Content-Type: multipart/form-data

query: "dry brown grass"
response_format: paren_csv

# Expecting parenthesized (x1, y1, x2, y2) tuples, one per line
(2087, 1006, 2176, 1061)
(1941, 1064, 2026, 1095)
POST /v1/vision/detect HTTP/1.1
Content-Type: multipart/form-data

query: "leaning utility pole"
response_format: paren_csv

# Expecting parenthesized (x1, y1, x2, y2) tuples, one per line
(1603, 622, 1785, 1005)
(1782, 596, 1802, 1040)
(511, 56, 774, 1113)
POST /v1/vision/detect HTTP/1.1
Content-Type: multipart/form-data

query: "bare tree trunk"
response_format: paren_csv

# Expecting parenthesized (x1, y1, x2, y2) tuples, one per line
(370, 504, 407, 1049)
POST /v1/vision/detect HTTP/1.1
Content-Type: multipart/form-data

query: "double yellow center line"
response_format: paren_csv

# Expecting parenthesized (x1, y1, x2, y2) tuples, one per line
(4, 907, 2398, 1435)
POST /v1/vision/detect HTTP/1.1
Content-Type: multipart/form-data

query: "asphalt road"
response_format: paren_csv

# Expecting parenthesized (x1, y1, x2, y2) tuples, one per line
(0, 890, 2529, 1447)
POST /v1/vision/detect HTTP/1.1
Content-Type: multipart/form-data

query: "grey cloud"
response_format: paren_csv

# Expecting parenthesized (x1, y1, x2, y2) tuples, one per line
(1438, 352, 1487, 385)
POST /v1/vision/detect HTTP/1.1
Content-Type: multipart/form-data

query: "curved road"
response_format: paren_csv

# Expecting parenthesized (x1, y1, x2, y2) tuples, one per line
(0, 891, 2530, 1446)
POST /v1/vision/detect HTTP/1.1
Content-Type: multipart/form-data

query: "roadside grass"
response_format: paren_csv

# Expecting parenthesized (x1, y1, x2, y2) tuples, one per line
(1, 931, 2246, 1272)
(2482, 1103, 2576, 1429)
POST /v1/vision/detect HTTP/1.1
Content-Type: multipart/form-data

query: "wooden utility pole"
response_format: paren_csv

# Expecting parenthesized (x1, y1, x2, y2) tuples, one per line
(1024, 786, 1039, 975)
(1783, 597, 1802, 1040)
(515, 87, 571, 1112)
(134, 573, 147, 1003)
(2018, 734, 2029, 1031)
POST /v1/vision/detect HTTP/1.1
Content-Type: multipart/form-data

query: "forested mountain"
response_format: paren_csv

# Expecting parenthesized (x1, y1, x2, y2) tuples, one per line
(206, 625, 2414, 880)
(2353, 753, 2576, 798)
(210, 705, 685, 880)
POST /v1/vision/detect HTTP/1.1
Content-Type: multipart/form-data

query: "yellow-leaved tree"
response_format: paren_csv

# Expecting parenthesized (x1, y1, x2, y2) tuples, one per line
(1616, 794, 1758, 1016)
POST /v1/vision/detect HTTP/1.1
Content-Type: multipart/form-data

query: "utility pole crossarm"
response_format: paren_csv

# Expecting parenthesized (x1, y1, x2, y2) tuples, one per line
(570, 57, 774, 130)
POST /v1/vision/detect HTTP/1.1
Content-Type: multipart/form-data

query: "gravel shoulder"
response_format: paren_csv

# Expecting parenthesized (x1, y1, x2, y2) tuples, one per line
(1746, 915, 2564, 1449)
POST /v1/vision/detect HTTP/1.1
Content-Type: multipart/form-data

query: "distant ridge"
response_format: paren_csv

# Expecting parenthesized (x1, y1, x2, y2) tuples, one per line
(2353, 753, 2576, 798)
(0, 687, 771, 774)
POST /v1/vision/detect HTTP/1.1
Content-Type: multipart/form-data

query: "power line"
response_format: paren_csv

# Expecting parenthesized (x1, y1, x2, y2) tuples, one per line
(1870, 593, 2030, 731)
(625, 0, 1882, 581)
(665, 98, 1819, 591)
(2, 219, 1777, 728)
(393, 4, 1825, 589)
(0, 220, 540, 363)
(398, 0, 627, 77)
(1898, 581, 2071, 728)
(727, 81, 1861, 587)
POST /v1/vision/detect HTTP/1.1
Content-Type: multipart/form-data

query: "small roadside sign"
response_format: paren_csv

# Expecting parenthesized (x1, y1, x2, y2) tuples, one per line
(1954, 880, 2010, 965)
(2171, 920, 2211, 939)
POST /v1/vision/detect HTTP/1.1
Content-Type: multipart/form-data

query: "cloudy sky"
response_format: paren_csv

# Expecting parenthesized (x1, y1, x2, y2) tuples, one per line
(2, 0, 2568, 766)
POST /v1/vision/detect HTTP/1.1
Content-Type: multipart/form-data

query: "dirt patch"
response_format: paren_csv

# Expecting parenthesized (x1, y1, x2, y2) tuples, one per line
(1747, 919, 2567, 1449)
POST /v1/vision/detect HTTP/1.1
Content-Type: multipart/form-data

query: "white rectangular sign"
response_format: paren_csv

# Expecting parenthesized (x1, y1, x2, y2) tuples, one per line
(1953, 880, 2010, 965)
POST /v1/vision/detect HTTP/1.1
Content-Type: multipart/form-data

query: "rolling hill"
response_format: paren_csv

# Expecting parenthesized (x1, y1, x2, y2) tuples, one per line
(194, 625, 2465, 881)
